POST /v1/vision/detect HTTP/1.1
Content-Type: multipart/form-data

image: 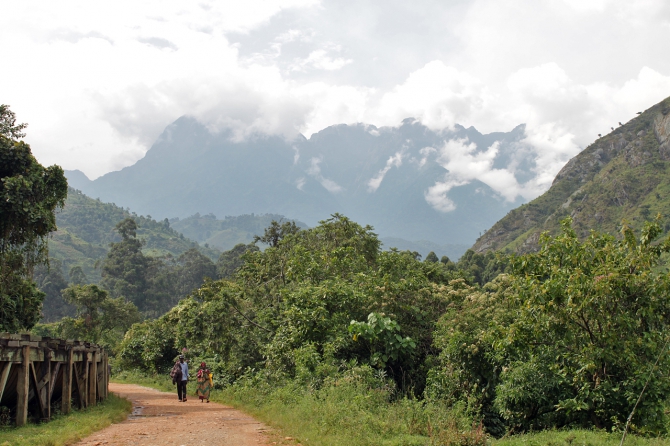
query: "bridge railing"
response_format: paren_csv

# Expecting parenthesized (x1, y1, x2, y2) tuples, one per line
(0, 333, 109, 426)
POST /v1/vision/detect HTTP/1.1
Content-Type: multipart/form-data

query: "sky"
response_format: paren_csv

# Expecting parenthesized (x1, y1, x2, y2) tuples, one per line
(3, 0, 670, 202)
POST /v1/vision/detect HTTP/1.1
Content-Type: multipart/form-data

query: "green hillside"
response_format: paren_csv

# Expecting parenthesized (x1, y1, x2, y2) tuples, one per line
(170, 212, 308, 251)
(49, 188, 221, 283)
(473, 95, 670, 253)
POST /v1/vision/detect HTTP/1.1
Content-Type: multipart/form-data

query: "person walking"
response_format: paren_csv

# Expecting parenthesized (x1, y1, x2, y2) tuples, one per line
(196, 362, 212, 403)
(171, 355, 189, 402)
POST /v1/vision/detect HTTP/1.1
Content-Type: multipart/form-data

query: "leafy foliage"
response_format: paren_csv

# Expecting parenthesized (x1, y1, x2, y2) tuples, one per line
(116, 212, 670, 436)
(36, 284, 141, 351)
(430, 218, 670, 434)
(0, 105, 67, 331)
(349, 312, 416, 368)
(119, 215, 459, 395)
(216, 243, 259, 279)
(34, 259, 74, 322)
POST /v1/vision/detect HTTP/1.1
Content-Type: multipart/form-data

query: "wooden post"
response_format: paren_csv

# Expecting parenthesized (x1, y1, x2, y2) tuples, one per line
(0, 362, 12, 403)
(49, 362, 61, 400)
(104, 352, 109, 398)
(88, 351, 97, 407)
(61, 348, 73, 414)
(82, 355, 89, 408)
(42, 353, 51, 420)
(72, 362, 83, 409)
(16, 345, 30, 426)
(96, 353, 105, 401)
(29, 363, 46, 420)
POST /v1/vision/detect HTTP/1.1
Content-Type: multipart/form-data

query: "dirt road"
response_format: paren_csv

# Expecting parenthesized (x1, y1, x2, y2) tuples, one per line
(75, 383, 273, 446)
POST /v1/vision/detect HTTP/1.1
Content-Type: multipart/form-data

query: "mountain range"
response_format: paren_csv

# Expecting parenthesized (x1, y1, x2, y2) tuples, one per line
(65, 118, 538, 256)
(473, 95, 670, 253)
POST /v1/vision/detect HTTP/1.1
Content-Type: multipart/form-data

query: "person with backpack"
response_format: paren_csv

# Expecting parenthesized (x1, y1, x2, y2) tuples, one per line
(171, 355, 189, 401)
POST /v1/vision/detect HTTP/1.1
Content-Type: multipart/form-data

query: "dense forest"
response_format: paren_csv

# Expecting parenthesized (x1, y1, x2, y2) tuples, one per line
(117, 215, 670, 435)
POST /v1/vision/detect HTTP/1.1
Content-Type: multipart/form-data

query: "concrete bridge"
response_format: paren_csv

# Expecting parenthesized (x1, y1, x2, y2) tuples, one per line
(0, 333, 109, 425)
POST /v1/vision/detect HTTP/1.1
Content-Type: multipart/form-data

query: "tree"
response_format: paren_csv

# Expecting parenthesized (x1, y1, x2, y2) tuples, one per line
(69, 266, 87, 285)
(174, 248, 216, 296)
(34, 259, 74, 322)
(0, 105, 27, 139)
(101, 218, 149, 311)
(424, 251, 439, 263)
(59, 284, 141, 347)
(433, 218, 670, 434)
(497, 218, 670, 431)
(216, 243, 259, 279)
(253, 219, 301, 248)
(0, 105, 67, 331)
(119, 215, 459, 393)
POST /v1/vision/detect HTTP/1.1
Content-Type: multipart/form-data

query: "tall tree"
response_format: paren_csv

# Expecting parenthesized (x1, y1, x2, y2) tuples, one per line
(34, 259, 74, 322)
(174, 248, 216, 296)
(60, 284, 141, 346)
(101, 218, 149, 310)
(0, 105, 67, 331)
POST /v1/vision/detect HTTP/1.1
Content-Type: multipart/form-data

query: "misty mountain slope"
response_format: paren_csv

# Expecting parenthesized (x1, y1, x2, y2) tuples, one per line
(170, 212, 308, 251)
(472, 95, 670, 253)
(50, 188, 221, 283)
(67, 117, 536, 248)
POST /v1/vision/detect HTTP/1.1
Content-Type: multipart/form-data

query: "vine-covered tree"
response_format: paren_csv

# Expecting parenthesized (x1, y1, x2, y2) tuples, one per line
(0, 105, 67, 331)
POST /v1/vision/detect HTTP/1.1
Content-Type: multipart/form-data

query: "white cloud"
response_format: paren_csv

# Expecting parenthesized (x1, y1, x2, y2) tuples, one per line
(425, 137, 551, 212)
(2, 0, 670, 197)
(291, 48, 353, 71)
(424, 179, 468, 213)
(368, 151, 404, 192)
(306, 157, 343, 193)
(372, 61, 491, 130)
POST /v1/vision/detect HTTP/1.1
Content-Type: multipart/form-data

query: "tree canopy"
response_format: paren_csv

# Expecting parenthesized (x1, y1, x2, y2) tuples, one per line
(429, 217, 670, 433)
(0, 105, 67, 331)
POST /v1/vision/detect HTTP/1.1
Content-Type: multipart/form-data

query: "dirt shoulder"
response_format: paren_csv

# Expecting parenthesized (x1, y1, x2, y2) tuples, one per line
(74, 382, 272, 446)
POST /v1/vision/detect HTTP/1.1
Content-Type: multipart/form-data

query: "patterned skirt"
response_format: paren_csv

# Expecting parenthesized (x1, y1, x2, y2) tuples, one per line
(196, 375, 211, 400)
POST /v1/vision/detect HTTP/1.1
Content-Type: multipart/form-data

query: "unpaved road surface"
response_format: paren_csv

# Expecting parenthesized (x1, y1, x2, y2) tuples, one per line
(75, 383, 272, 446)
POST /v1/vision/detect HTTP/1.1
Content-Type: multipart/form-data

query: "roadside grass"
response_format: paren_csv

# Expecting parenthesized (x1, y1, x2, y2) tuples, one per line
(493, 429, 670, 446)
(0, 393, 131, 446)
(113, 370, 478, 446)
(112, 371, 670, 446)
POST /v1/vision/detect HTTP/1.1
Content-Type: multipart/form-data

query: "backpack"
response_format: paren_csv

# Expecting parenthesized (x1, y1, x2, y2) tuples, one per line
(170, 362, 183, 384)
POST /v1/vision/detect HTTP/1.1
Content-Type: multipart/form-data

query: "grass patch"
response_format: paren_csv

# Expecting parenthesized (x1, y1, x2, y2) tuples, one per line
(0, 393, 131, 446)
(494, 429, 670, 446)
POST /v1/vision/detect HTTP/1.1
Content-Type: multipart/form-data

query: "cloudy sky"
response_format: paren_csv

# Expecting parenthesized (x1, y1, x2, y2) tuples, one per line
(3, 0, 670, 197)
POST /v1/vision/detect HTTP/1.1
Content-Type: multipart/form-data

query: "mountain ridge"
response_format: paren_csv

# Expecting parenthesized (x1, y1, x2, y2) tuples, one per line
(472, 95, 670, 253)
(66, 118, 535, 249)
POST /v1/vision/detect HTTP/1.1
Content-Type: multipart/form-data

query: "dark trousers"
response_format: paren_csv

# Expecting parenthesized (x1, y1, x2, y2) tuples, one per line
(177, 380, 188, 400)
